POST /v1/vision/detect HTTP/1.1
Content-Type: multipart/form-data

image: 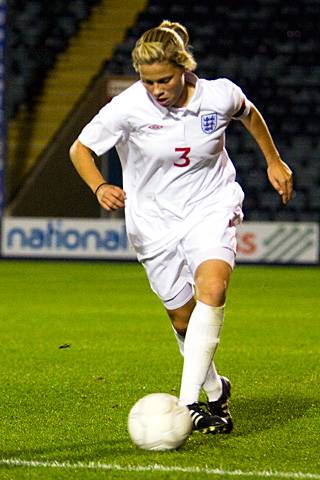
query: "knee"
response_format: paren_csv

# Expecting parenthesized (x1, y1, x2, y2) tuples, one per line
(196, 276, 228, 306)
(195, 260, 232, 307)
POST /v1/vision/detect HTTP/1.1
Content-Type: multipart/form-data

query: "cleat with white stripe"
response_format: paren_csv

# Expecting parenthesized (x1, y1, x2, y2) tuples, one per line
(187, 401, 228, 434)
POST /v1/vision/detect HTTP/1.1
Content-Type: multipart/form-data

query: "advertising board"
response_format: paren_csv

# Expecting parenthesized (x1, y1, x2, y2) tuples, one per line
(1, 217, 318, 264)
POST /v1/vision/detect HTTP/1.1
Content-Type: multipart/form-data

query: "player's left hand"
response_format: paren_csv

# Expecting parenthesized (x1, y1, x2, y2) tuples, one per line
(267, 159, 293, 204)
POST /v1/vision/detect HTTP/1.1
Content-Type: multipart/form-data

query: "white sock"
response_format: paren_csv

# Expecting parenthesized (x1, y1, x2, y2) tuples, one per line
(203, 363, 222, 401)
(172, 325, 185, 356)
(172, 326, 223, 401)
(179, 301, 224, 406)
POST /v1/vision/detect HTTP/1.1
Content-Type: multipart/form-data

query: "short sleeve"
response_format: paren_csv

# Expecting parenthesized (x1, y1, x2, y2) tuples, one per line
(219, 78, 251, 120)
(78, 97, 129, 156)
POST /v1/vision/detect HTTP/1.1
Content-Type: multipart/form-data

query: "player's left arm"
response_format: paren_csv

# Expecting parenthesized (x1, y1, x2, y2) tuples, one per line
(240, 102, 293, 204)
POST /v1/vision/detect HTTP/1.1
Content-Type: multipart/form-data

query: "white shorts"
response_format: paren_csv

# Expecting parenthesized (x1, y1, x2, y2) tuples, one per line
(141, 205, 242, 310)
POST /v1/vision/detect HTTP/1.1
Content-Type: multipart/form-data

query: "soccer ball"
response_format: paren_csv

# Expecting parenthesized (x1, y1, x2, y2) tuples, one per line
(128, 393, 193, 451)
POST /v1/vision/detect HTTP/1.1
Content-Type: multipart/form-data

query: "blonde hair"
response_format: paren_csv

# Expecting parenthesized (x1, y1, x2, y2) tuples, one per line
(132, 20, 197, 72)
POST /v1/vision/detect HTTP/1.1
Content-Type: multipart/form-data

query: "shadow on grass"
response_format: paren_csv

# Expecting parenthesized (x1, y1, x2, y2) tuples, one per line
(2, 396, 318, 460)
(231, 394, 319, 436)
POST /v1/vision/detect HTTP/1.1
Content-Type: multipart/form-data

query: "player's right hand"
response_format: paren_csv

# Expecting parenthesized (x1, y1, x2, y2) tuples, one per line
(96, 184, 127, 211)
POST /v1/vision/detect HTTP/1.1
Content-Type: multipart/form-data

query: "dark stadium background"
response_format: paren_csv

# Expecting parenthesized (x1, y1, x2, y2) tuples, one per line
(4, 0, 320, 253)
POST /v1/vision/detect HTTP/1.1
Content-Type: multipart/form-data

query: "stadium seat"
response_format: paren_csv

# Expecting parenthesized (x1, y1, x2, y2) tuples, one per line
(7, 0, 101, 119)
(7, 0, 320, 223)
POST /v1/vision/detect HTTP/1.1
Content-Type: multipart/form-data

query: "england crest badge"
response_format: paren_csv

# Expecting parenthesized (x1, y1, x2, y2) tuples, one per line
(201, 113, 217, 134)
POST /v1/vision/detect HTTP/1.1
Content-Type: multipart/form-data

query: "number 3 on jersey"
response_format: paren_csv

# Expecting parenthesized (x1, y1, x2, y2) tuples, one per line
(174, 147, 191, 167)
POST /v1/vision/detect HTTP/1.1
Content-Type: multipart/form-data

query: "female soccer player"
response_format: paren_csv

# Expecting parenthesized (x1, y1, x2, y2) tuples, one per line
(69, 20, 293, 434)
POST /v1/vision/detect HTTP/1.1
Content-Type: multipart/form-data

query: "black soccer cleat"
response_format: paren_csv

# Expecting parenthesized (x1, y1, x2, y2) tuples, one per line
(207, 376, 233, 433)
(187, 401, 228, 434)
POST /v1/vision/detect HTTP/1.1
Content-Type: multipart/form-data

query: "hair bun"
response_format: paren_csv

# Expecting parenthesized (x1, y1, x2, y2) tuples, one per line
(132, 20, 197, 72)
(159, 20, 189, 47)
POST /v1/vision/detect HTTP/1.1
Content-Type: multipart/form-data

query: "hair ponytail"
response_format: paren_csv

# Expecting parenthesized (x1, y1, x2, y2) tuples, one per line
(132, 20, 197, 72)
(158, 20, 189, 48)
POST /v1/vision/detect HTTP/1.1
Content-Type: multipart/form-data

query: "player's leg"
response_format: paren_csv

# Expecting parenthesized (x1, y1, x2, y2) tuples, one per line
(177, 204, 241, 433)
(178, 260, 230, 405)
(195, 258, 231, 306)
(168, 298, 226, 417)
(166, 285, 228, 434)
(167, 295, 195, 337)
(139, 243, 230, 433)
(193, 259, 233, 432)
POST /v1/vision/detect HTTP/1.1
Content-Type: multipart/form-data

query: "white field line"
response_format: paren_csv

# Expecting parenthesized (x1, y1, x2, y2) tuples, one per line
(0, 458, 319, 479)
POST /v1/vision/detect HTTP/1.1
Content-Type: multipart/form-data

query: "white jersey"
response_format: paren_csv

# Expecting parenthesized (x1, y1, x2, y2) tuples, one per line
(79, 73, 251, 258)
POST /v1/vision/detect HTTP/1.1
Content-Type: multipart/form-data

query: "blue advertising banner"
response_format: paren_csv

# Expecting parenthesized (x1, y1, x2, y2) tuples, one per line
(1, 218, 319, 264)
(0, 0, 6, 218)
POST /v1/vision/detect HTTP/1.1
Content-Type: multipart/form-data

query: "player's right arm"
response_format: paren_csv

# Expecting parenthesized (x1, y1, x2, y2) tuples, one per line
(69, 139, 126, 211)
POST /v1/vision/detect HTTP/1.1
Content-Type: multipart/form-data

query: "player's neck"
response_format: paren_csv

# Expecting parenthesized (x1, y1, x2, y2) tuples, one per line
(175, 81, 195, 108)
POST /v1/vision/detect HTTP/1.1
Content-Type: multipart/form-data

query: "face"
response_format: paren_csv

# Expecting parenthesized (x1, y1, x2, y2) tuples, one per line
(139, 62, 187, 108)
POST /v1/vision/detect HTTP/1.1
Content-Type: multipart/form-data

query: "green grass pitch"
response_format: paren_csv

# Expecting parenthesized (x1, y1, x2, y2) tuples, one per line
(0, 260, 319, 480)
